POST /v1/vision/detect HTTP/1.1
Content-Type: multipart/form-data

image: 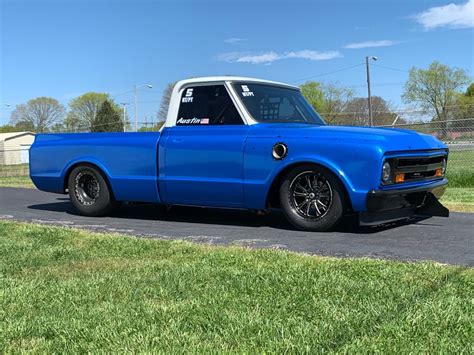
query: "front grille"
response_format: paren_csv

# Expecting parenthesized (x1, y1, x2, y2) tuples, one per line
(396, 155, 445, 168)
(393, 154, 446, 183)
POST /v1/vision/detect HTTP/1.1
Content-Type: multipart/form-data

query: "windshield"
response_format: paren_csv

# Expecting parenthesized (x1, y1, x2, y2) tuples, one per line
(233, 83, 325, 124)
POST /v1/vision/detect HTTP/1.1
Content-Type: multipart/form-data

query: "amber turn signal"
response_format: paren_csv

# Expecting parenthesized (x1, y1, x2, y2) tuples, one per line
(435, 168, 443, 177)
(395, 173, 405, 183)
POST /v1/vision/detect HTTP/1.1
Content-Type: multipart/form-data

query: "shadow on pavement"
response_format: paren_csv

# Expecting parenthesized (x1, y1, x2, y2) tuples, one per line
(27, 197, 431, 234)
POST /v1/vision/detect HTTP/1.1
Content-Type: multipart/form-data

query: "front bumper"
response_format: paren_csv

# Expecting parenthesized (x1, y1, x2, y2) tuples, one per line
(360, 179, 449, 225)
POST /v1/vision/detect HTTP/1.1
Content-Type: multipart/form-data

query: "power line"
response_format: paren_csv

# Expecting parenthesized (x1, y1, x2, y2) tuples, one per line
(111, 89, 134, 98)
(317, 103, 474, 116)
(288, 63, 365, 83)
(371, 63, 409, 73)
(345, 82, 405, 89)
(112, 88, 163, 99)
(143, 90, 163, 94)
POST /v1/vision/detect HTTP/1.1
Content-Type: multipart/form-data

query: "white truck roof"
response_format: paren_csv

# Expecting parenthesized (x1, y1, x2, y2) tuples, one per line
(174, 76, 299, 91)
(165, 76, 300, 127)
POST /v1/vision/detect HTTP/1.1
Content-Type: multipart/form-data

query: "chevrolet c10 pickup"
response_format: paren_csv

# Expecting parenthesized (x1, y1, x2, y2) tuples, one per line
(30, 76, 449, 231)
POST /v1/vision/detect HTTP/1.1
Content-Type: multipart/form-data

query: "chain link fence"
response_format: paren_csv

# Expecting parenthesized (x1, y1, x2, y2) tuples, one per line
(0, 147, 32, 187)
(0, 120, 473, 187)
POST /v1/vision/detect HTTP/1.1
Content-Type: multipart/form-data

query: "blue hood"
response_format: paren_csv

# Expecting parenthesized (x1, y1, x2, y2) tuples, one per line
(250, 124, 447, 153)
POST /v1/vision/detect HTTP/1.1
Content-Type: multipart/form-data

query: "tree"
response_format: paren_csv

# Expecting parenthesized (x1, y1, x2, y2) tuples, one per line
(466, 83, 474, 97)
(0, 121, 40, 133)
(67, 92, 121, 131)
(342, 96, 403, 126)
(138, 121, 165, 132)
(451, 83, 474, 132)
(0, 125, 17, 133)
(157, 82, 176, 121)
(9, 97, 65, 132)
(300, 82, 325, 112)
(91, 100, 124, 132)
(300, 81, 353, 124)
(319, 83, 354, 124)
(402, 61, 469, 137)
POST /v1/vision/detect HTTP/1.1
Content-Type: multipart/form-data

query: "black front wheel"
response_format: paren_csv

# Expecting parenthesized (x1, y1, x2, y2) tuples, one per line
(68, 165, 114, 216)
(279, 164, 345, 231)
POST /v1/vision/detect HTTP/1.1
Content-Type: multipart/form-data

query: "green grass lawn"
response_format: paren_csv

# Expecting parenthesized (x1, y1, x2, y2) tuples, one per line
(0, 164, 34, 188)
(441, 187, 474, 212)
(441, 151, 474, 211)
(1, 221, 473, 353)
(0, 175, 34, 188)
(446, 150, 474, 187)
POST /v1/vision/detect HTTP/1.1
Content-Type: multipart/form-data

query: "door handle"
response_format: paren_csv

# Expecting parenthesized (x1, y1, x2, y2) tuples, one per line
(172, 138, 183, 143)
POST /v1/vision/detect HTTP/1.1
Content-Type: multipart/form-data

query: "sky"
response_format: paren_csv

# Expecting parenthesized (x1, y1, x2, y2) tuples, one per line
(0, 0, 473, 126)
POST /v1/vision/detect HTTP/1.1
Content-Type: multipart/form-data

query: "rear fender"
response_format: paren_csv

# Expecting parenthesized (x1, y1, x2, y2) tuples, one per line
(61, 157, 112, 190)
(60, 157, 161, 203)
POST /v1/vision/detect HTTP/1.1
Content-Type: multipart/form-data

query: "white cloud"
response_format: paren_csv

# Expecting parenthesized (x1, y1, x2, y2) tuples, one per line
(413, 0, 474, 30)
(218, 50, 341, 64)
(235, 52, 281, 64)
(224, 37, 247, 44)
(285, 50, 342, 60)
(344, 40, 398, 49)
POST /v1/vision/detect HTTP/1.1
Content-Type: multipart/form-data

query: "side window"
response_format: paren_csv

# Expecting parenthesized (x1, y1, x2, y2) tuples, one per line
(176, 85, 244, 126)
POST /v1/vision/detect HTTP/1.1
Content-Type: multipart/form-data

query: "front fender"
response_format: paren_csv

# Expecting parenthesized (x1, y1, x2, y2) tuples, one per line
(265, 154, 356, 202)
(243, 136, 382, 211)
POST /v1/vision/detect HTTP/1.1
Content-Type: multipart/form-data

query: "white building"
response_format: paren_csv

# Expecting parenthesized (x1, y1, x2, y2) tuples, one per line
(0, 132, 36, 165)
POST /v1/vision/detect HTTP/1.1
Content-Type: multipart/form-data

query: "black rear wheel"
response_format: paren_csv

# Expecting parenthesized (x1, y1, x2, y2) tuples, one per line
(68, 165, 114, 216)
(280, 164, 345, 231)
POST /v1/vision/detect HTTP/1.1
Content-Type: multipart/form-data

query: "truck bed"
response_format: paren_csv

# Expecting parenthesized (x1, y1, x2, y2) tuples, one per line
(30, 132, 162, 202)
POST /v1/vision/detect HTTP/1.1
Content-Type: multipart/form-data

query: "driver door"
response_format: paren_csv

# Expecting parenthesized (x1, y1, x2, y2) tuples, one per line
(163, 84, 249, 207)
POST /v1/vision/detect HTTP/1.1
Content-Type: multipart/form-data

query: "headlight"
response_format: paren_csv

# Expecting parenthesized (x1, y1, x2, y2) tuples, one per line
(441, 158, 447, 175)
(382, 161, 391, 183)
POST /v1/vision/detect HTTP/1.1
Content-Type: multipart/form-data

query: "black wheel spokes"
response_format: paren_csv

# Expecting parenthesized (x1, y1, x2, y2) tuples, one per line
(75, 171, 100, 206)
(295, 181, 308, 194)
(290, 172, 333, 219)
(84, 178, 99, 199)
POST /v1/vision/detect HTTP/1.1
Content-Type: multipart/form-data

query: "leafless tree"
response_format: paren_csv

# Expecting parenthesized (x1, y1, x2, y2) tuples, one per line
(10, 97, 66, 132)
(342, 96, 400, 126)
(157, 82, 176, 121)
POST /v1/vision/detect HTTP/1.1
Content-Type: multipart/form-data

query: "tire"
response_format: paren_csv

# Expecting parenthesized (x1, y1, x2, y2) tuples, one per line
(68, 165, 114, 216)
(279, 164, 345, 231)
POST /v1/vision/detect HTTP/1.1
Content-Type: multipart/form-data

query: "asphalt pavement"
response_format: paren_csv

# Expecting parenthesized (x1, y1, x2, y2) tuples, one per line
(1, 187, 473, 266)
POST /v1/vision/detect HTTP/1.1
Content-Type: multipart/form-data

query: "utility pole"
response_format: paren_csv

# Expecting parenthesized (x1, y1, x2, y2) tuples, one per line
(365, 56, 378, 127)
(120, 102, 129, 132)
(134, 85, 138, 132)
(133, 84, 153, 132)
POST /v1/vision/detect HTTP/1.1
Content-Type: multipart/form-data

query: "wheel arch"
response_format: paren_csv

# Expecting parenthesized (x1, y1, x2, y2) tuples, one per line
(265, 160, 354, 212)
(63, 160, 115, 200)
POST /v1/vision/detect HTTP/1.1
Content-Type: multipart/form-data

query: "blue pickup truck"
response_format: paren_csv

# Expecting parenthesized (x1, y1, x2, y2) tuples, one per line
(30, 76, 449, 231)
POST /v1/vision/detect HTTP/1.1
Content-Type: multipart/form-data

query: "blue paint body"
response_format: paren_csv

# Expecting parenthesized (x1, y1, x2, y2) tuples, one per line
(30, 124, 448, 212)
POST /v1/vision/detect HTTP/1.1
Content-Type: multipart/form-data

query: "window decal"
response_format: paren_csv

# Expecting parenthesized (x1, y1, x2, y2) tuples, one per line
(241, 85, 254, 97)
(181, 88, 194, 103)
(176, 117, 210, 125)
